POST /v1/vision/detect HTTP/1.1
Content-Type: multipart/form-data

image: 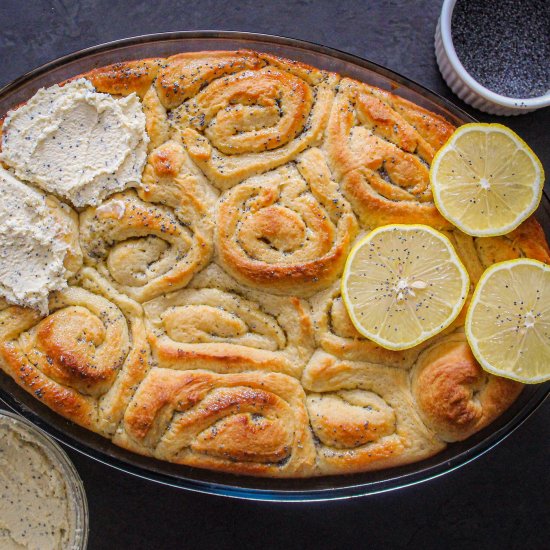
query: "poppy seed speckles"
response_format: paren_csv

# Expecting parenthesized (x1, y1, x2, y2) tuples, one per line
(452, 0, 550, 98)
(1, 79, 149, 207)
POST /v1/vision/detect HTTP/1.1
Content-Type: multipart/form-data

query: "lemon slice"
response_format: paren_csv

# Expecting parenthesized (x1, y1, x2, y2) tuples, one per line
(466, 259, 550, 383)
(341, 224, 469, 350)
(430, 123, 544, 237)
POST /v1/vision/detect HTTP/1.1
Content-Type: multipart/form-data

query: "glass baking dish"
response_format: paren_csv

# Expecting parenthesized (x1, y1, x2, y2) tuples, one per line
(0, 31, 548, 501)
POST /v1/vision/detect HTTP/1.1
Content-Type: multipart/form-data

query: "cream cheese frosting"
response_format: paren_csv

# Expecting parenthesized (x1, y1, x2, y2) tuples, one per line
(1, 78, 148, 207)
(0, 419, 72, 550)
(0, 167, 70, 313)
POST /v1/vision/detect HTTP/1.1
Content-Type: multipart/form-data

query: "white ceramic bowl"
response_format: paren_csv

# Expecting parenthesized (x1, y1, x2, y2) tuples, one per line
(435, 0, 550, 116)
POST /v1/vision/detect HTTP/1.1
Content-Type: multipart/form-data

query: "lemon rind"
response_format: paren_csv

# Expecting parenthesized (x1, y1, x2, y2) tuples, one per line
(341, 224, 470, 351)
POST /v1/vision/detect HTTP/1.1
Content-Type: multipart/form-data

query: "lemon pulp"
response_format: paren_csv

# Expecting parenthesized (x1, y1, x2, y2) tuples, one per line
(466, 259, 550, 383)
(341, 224, 469, 350)
(431, 123, 544, 237)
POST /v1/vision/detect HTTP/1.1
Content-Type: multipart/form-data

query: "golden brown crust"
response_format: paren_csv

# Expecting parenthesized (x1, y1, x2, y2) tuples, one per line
(115, 368, 316, 477)
(411, 334, 522, 442)
(215, 148, 357, 295)
(365, 85, 456, 151)
(156, 50, 264, 109)
(0, 274, 150, 435)
(0, 49, 547, 478)
(85, 58, 165, 97)
(325, 78, 454, 228)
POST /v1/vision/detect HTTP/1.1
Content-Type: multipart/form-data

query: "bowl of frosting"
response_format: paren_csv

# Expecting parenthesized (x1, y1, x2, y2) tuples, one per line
(435, 0, 550, 115)
(0, 410, 88, 550)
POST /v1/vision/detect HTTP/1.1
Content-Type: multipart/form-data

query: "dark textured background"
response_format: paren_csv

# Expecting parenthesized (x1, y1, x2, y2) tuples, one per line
(0, 1, 548, 549)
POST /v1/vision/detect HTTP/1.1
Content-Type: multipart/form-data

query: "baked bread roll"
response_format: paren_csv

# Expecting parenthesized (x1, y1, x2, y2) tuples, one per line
(0, 49, 548, 478)
(115, 368, 316, 477)
(325, 78, 455, 228)
(162, 51, 337, 188)
(302, 351, 445, 474)
(0, 269, 149, 435)
(411, 333, 522, 442)
(215, 148, 357, 295)
(143, 264, 314, 378)
(79, 189, 213, 303)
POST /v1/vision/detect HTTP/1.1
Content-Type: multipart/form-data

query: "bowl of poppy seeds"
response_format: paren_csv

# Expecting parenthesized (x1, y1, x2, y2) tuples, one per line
(435, 0, 550, 115)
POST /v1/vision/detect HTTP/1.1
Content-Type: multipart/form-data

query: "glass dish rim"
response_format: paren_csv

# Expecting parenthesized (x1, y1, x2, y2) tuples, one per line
(0, 30, 548, 502)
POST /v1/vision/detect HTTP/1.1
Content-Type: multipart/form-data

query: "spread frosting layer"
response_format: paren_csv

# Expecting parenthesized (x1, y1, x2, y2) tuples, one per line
(0, 167, 71, 313)
(0, 420, 71, 550)
(1, 78, 148, 207)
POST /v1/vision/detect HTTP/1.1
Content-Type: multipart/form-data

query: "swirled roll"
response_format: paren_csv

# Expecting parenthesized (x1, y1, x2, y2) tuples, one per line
(79, 189, 212, 302)
(143, 264, 314, 378)
(216, 148, 357, 296)
(302, 351, 444, 475)
(114, 368, 316, 477)
(0, 270, 149, 435)
(325, 78, 455, 227)
(411, 333, 522, 442)
(160, 51, 337, 188)
(139, 138, 218, 226)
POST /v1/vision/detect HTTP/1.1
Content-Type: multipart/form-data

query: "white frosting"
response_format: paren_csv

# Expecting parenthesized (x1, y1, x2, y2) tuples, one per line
(1, 78, 148, 207)
(0, 421, 71, 550)
(95, 199, 126, 219)
(0, 167, 69, 313)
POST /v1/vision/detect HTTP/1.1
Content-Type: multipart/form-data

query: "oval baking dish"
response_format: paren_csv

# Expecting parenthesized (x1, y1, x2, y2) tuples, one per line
(0, 31, 548, 501)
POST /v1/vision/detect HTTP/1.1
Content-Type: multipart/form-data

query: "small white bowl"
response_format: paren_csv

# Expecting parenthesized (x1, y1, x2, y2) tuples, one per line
(435, 0, 550, 116)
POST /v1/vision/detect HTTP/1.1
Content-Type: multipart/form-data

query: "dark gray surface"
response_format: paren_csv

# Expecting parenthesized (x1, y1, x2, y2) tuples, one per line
(0, 1, 548, 549)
